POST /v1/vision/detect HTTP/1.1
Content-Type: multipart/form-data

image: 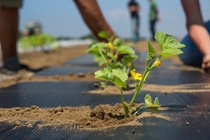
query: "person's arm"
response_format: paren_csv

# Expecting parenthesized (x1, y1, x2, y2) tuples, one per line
(74, 0, 115, 41)
(181, 0, 210, 71)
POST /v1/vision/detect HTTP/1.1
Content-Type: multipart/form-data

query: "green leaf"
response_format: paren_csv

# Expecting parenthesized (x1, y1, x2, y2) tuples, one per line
(144, 94, 153, 107)
(112, 69, 128, 81)
(94, 67, 128, 88)
(121, 54, 138, 64)
(18, 33, 55, 48)
(155, 31, 185, 50)
(86, 42, 106, 54)
(94, 56, 107, 66)
(113, 38, 122, 46)
(144, 94, 160, 108)
(155, 31, 185, 58)
(153, 97, 160, 106)
(98, 31, 109, 39)
(117, 45, 135, 54)
(160, 48, 184, 58)
(94, 67, 112, 80)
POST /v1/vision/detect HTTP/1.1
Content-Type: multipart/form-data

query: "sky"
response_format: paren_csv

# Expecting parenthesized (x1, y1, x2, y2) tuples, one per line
(19, 0, 210, 39)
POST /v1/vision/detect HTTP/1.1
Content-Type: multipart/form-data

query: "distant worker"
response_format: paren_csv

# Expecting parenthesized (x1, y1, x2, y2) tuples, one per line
(148, 0, 159, 41)
(128, 0, 140, 42)
(22, 21, 42, 36)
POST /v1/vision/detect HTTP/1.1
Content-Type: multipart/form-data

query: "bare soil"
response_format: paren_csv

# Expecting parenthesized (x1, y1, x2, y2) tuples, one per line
(0, 41, 203, 130)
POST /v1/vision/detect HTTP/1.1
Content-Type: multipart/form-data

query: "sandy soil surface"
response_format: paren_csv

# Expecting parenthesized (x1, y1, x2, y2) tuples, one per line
(0, 40, 205, 130)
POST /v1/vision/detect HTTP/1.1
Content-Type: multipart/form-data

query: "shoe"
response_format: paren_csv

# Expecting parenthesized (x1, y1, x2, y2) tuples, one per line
(0, 65, 35, 82)
(19, 64, 46, 72)
(4, 63, 45, 73)
(0, 67, 17, 81)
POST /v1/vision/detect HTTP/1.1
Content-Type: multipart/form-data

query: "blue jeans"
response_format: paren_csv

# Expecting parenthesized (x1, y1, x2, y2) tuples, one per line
(150, 19, 157, 41)
(130, 17, 139, 42)
(179, 20, 210, 67)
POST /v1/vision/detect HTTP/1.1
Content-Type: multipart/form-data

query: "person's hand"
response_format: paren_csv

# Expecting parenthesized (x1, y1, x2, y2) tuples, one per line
(202, 53, 210, 73)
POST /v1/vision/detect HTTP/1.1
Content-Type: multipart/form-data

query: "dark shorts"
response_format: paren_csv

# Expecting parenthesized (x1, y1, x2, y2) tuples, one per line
(0, 0, 23, 8)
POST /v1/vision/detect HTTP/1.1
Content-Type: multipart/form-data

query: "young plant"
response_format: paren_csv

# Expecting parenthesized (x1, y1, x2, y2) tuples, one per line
(86, 31, 138, 74)
(18, 33, 55, 49)
(94, 31, 185, 118)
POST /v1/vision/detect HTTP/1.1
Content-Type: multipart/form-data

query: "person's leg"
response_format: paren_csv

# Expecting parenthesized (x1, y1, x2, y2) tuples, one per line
(149, 20, 152, 40)
(74, 0, 115, 41)
(130, 17, 139, 42)
(179, 36, 203, 67)
(131, 17, 136, 42)
(0, 6, 20, 70)
(0, 0, 23, 71)
(137, 17, 140, 39)
(179, 20, 210, 67)
(150, 19, 156, 40)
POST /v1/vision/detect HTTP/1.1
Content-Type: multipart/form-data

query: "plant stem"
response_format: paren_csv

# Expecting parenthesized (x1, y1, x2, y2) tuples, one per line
(129, 58, 159, 108)
(120, 87, 125, 103)
(120, 87, 128, 118)
(99, 48, 110, 67)
(131, 104, 145, 117)
(129, 69, 152, 107)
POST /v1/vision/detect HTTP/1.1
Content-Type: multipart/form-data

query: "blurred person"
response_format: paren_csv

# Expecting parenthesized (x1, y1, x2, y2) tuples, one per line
(128, 0, 140, 42)
(0, 0, 115, 76)
(22, 21, 42, 36)
(179, 0, 210, 73)
(148, 0, 159, 41)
